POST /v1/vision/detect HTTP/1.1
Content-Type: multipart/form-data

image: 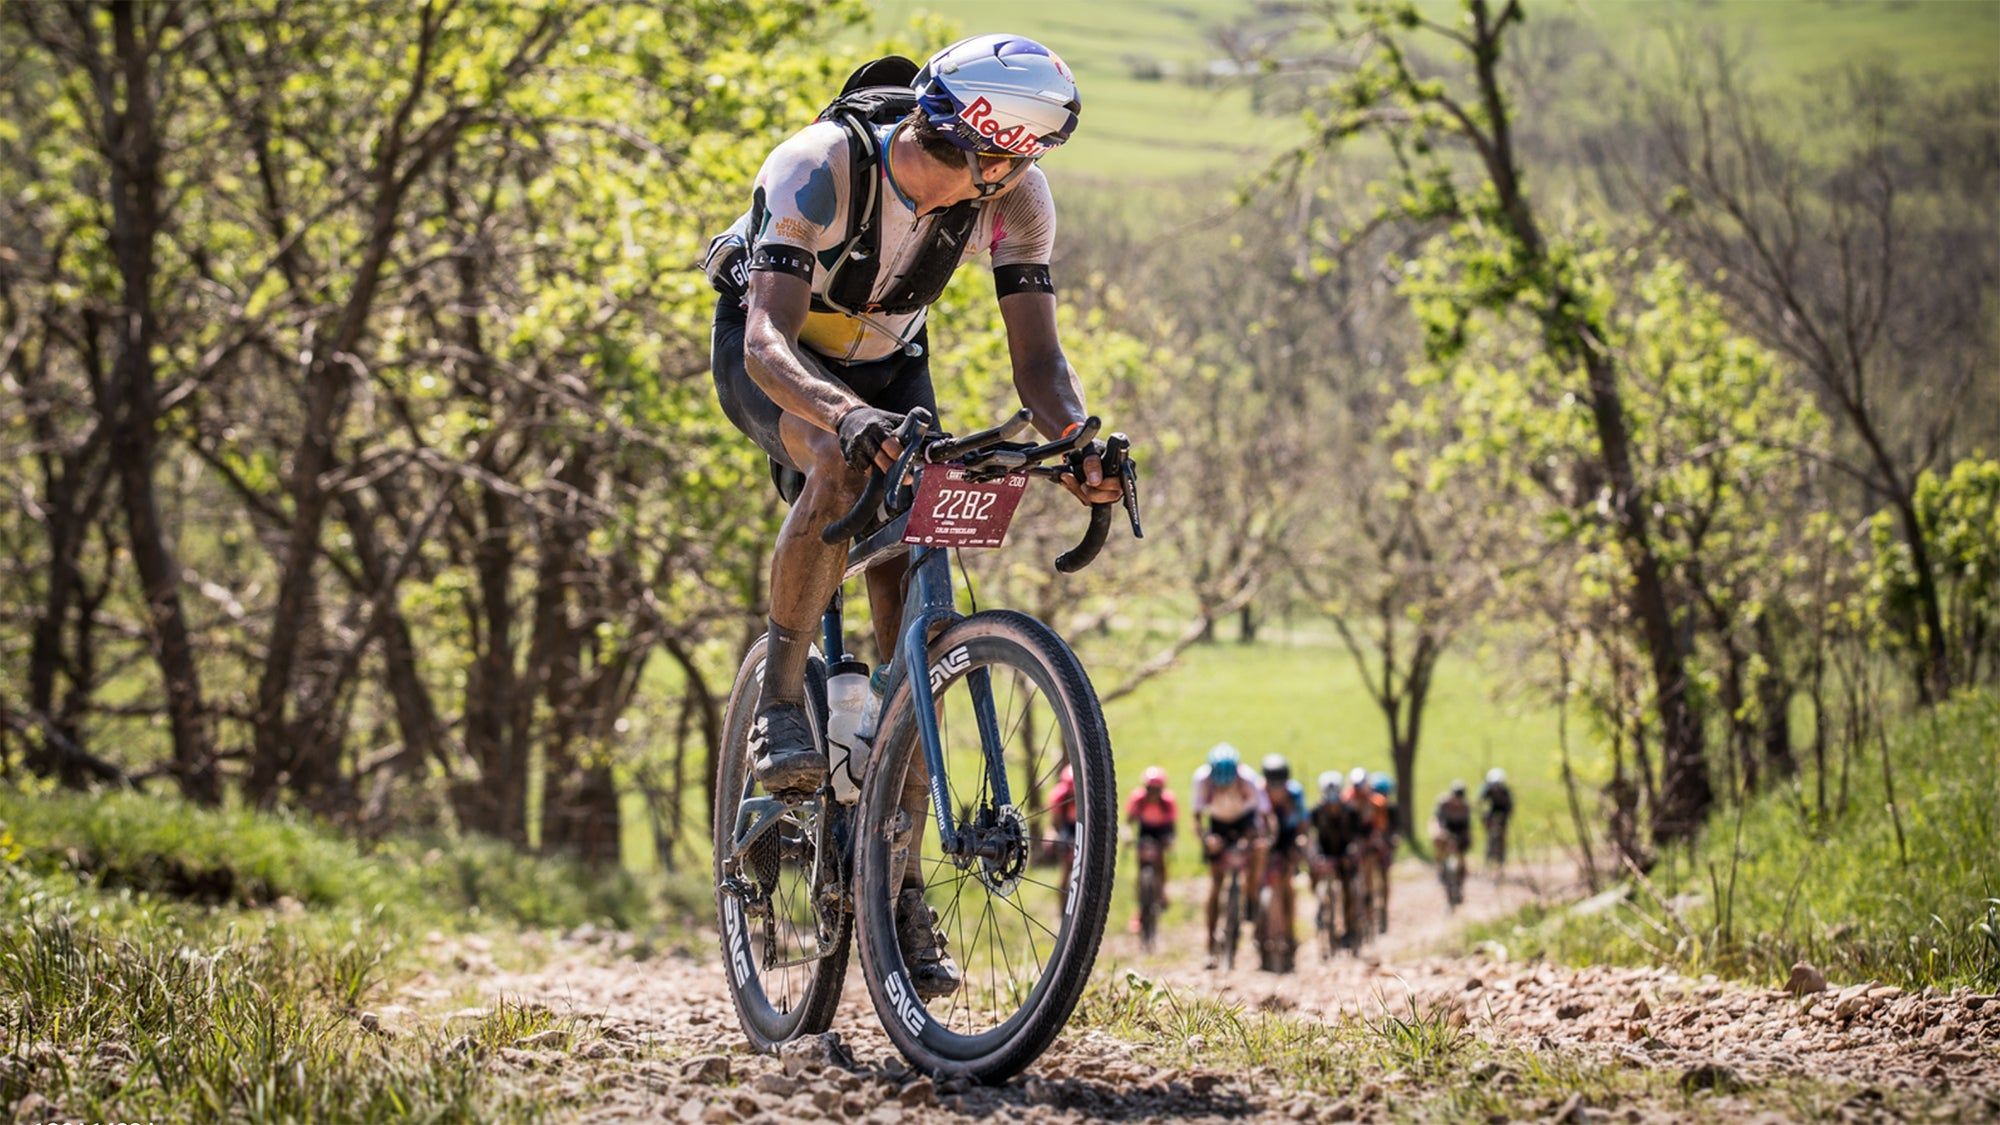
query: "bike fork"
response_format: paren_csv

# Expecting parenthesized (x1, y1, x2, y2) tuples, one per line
(896, 546, 968, 854)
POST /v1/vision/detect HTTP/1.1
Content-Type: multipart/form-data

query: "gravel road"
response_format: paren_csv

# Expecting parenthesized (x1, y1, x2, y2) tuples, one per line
(393, 858, 1999, 1122)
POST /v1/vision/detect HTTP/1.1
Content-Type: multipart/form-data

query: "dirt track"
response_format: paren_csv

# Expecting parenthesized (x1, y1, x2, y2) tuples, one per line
(393, 859, 2000, 1122)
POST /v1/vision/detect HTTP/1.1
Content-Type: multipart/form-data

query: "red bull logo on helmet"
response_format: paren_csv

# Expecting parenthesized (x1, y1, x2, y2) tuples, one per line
(958, 96, 1050, 157)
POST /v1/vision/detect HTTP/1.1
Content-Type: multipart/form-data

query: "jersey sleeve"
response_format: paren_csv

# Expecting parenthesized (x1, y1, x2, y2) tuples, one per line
(1190, 766, 1210, 814)
(746, 125, 849, 279)
(989, 166, 1056, 295)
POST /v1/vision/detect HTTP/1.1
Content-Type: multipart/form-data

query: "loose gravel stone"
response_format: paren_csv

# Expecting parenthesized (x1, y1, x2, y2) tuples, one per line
(1785, 962, 1829, 996)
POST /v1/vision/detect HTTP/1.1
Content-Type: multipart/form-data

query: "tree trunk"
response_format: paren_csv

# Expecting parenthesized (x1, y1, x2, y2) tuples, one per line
(455, 483, 527, 843)
(1467, 0, 1709, 842)
(1888, 492, 1952, 703)
(1754, 615, 1798, 780)
(101, 1, 217, 803)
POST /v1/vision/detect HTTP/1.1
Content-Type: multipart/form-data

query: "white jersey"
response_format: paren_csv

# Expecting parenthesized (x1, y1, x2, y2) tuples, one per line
(1191, 764, 1269, 824)
(737, 120, 1056, 363)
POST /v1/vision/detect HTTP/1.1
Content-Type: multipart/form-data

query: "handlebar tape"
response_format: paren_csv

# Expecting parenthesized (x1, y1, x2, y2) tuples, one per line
(820, 408, 933, 545)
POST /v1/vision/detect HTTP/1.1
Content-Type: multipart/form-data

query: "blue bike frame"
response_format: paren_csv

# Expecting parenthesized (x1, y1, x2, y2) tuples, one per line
(831, 510, 1011, 858)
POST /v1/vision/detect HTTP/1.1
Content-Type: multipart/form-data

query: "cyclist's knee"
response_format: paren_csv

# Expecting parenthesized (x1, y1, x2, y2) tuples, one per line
(781, 415, 865, 494)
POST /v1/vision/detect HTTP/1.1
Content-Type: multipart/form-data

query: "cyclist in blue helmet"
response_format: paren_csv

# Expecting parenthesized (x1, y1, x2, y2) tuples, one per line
(1193, 744, 1271, 966)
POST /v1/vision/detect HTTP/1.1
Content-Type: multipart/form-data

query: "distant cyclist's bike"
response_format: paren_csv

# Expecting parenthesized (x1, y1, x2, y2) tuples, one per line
(1134, 835, 1167, 951)
(713, 409, 1141, 1083)
(1208, 834, 1253, 970)
(1484, 810, 1510, 871)
(1433, 825, 1468, 910)
(1255, 839, 1298, 973)
(1310, 854, 1355, 961)
(1366, 836, 1394, 935)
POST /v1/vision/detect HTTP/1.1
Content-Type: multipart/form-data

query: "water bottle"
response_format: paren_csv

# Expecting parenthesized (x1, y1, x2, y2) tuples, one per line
(858, 664, 889, 742)
(825, 658, 871, 805)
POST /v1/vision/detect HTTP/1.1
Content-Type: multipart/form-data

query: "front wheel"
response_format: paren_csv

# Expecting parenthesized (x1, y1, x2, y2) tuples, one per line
(853, 610, 1115, 1083)
(1218, 866, 1242, 970)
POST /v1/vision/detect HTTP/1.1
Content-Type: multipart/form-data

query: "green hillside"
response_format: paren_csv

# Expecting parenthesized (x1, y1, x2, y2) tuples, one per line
(871, 0, 2000, 184)
(1468, 689, 2000, 991)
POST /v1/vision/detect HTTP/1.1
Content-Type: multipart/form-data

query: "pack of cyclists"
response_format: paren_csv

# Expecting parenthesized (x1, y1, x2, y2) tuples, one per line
(1117, 744, 1518, 971)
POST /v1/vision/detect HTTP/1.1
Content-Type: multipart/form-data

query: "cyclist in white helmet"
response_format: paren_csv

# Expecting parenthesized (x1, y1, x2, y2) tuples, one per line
(707, 35, 1118, 1001)
(1479, 766, 1514, 871)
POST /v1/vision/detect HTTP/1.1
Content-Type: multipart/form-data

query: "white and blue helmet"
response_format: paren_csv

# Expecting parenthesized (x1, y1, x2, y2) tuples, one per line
(1206, 743, 1240, 785)
(915, 34, 1081, 161)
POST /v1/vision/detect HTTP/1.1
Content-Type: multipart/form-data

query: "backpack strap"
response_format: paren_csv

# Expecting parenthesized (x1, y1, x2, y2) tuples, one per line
(816, 108, 886, 318)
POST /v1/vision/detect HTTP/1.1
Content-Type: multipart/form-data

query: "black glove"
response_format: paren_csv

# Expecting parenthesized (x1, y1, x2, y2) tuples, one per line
(836, 406, 905, 473)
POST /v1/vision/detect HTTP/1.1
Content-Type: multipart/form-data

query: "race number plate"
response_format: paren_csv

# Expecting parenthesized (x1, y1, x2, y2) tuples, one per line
(903, 467, 1029, 549)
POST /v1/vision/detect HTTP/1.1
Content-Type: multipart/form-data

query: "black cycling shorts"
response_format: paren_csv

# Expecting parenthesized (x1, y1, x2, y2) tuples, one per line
(710, 298, 937, 471)
(1136, 822, 1176, 846)
(1204, 811, 1259, 857)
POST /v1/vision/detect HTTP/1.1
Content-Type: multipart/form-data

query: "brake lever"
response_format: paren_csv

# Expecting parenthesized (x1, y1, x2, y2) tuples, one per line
(883, 408, 934, 513)
(1113, 433, 1143, 539)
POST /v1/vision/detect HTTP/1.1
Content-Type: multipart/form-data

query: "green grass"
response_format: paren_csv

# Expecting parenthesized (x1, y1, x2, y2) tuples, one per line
(0, 786, 653, 931)
(1465, 688, 2000, 991)
(0, 789, 668, 1122)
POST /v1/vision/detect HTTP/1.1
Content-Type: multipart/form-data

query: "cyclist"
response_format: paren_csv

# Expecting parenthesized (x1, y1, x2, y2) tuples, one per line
(1432, 780, 1474, 864)
(1124, 765, 1178, 931)
(1479, 767, 1514, 870)
(1309, 770, 1365, 951)
(1051, 763, 1077, 909)
(1192, 744, 1270, 966)
(1258, 753, 1307, 969)
(1350, 769, 1395, 935)
(706, 36, 1114, 1002)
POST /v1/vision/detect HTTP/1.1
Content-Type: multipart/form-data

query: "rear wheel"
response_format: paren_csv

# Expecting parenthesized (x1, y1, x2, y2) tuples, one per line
(854, 611, 1115, 1083)
(713, 639, 849, 1051)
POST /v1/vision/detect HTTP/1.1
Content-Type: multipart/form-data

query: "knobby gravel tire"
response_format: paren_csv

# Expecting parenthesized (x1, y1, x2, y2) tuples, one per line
(853, 610, 1116, 1084)
(712, 638, 849, 1051)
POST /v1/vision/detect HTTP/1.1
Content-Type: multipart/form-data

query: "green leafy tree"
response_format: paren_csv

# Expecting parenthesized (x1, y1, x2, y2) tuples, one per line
(1295, 0, 1712, 841)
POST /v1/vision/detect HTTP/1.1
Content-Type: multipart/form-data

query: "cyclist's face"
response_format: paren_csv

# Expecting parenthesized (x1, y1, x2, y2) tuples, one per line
(975, 152, 1035, 194)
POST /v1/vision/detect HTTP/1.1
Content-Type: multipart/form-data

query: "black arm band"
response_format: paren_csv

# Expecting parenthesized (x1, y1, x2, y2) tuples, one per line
(994, 262, 1055, 298)
(749, 244, 815, 282)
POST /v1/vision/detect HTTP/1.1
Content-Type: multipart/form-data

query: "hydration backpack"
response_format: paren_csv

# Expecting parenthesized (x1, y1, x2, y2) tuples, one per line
(704, 56, 984, 319)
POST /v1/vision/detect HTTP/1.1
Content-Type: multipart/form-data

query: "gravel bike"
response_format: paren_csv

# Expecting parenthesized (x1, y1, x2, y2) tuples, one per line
(1432, 823, 1468, 910)
(1484, 809, 1510, 871)
(713, 408, 1140, 1084)
(1208, 834, 1253, 970)
(1255, 838, 1298, 973)
(1133, 834, 1167, 952)
(1309, 853, 1356, 961)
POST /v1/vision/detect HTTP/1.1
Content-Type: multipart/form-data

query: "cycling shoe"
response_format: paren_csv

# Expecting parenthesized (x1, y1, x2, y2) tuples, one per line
(895, 887, 962, 1000)
(750, 702, 825, 793)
